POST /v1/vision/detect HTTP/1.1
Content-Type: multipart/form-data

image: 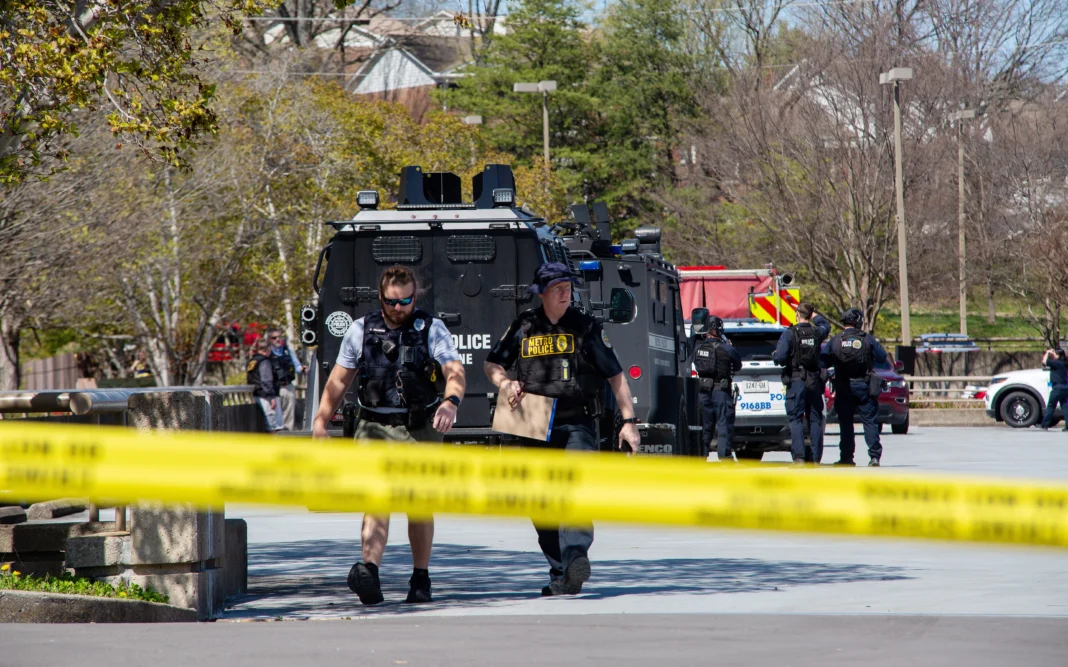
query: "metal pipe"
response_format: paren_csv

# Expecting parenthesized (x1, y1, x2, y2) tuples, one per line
(0, 392, 71, 413)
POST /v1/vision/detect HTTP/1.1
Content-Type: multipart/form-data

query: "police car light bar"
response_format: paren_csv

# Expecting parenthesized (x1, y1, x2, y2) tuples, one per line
(492, 188, 515, 207)
(357, 190, 380, 210)
(579, 260, 601, 271)
(620, 239, 639, 254)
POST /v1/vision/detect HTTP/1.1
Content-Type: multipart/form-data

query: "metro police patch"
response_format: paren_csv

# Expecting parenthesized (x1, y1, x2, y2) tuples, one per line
(601, 330, 612, 348)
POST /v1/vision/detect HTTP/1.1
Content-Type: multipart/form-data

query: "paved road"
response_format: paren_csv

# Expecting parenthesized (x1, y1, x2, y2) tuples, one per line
(5, 615, 1067, 666)
(3, 426, 1068, 664)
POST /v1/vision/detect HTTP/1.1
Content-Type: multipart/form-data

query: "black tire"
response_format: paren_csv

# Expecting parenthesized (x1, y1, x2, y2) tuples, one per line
(736, 449, 764, 461)
(891, 414, 909, 435)
(999, 391, 1041, 428)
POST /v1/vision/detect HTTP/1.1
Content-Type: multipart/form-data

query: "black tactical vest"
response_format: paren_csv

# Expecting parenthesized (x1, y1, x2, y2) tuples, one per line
(357, 309, 438, 410)
(514, 308, 600, 404)
(246, 353, 273, 397)
(831, 328, 874, 381)
(788, 322, 821, 382)
(270, 345, 297, 385)
(694, 337, 734, 391)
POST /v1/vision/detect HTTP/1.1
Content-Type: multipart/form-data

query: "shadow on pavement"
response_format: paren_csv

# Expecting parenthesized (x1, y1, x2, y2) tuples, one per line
(224, 539, 911, 619)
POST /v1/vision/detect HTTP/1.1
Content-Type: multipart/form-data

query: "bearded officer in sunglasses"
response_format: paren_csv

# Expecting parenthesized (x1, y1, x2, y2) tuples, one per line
(313, 264, 466, 606)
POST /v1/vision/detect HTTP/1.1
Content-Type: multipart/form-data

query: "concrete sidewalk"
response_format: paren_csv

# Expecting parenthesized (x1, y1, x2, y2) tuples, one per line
(221, 427, 1068, 621)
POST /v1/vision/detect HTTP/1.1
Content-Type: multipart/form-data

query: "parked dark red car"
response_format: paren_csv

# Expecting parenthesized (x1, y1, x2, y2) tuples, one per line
(825, 359, 911, 434)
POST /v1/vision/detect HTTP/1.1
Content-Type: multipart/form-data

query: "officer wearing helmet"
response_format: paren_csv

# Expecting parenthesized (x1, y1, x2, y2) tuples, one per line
(692, 314, 742, 460)
(821, 307, 888, 466)
(772, 302, 831, 464)
(484, 262, 641, 597)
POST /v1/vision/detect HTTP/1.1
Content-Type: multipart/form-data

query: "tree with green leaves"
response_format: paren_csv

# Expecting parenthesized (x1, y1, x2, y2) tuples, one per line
(0, 0, 268, 186)
(442, 0, 696, 229)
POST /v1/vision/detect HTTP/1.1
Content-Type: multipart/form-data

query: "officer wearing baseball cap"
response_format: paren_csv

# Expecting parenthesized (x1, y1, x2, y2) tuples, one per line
(821, 307, 888, 466)
(484, 262, 641, 596)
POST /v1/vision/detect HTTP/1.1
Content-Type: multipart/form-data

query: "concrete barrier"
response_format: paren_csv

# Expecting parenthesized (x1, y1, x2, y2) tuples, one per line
(0, 590, 196, 623)
(908, 408, 997, 428)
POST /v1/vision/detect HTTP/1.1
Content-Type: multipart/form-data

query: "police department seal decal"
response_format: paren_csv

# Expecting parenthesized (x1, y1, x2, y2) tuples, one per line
(601, 330, 612, 348)
(414, 318, 426, 332)
(851, 339, 863, 349)
(325, 311, 353, 337)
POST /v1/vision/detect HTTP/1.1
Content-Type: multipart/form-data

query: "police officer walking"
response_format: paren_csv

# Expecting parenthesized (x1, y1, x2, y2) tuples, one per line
(248, 337, 284, 432)
(693, 316, 742, 461)
(1039, 348, 1068, 431)
(267, 328, 303, 431)
(773, 303, 831, 464)
(312, 265, 466, 605)
(821, 308, 888, 466)
(483, 262, 640, 597)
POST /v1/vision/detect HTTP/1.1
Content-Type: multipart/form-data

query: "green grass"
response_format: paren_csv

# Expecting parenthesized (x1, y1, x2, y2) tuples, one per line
(0, 566, 168, 604)
(873, 311, 1062, 349)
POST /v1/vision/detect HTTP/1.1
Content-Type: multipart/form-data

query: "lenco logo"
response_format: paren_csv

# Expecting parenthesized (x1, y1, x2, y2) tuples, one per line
(638, 444, 673, 454)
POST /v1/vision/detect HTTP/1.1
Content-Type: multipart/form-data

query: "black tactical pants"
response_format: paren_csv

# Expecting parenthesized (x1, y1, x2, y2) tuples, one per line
(1041, 385, 1068, 428)
(834, 380, 881, 462)
(786, 379, 826, 463)
(522, 419, 596, 575)
(700, 388, 736, 459)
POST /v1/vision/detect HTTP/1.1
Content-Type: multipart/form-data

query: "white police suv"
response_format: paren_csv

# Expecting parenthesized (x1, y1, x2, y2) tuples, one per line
(983, 368, 1061, 428)
(719, 320, 792, 460)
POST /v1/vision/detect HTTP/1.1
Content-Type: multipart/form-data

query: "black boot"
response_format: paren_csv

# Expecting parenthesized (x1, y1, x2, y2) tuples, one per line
(348, 562, 384, 605)
(405, 568, 432, 603)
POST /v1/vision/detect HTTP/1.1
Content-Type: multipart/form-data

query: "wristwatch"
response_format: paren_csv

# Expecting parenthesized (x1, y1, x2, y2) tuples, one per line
(445, 395, 462, 407)
(621, 417, 639, 424)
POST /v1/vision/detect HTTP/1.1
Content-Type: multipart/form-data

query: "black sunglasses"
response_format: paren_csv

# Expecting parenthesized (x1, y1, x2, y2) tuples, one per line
(382, 295, 414, 307)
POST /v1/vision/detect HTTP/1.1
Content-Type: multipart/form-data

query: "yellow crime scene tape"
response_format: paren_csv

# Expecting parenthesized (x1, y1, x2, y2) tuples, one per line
(2, 421, 1067, 549)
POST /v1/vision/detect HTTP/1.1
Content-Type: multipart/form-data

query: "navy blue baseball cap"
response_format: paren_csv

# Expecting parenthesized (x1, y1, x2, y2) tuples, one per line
(529, 262, 581, 294)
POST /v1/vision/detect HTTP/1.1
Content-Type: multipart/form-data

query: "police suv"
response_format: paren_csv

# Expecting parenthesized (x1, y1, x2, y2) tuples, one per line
(686, 320, 792, 460)
(300, 164, 635, 443)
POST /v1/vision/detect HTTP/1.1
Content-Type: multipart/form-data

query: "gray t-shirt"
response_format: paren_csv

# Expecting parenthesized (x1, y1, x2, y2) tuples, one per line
(336, 316, 461, 370)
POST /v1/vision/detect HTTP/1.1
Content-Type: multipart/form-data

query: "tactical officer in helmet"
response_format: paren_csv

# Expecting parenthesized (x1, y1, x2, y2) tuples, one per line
(693, 315, 742, 461)
(484, 262, 641, 597)
(773, 303, 831, 464)
(820, 308, 888, 467)
(312, 265, 466, 606)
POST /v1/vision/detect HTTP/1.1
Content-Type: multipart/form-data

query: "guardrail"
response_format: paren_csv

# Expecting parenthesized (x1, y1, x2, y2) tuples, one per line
(0, 386, 264, 531)
(902, 376, 991, 405)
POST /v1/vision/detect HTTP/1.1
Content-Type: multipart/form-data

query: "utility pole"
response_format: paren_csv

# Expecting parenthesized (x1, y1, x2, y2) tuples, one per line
(513, 80, 557, 164)
(880, 67, 914, 345)
(949, 108, 978, 336)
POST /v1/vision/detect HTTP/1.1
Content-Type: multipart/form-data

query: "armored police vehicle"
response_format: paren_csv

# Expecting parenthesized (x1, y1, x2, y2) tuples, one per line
(300, 164, 636, 443)
(554, 203, 702, 456)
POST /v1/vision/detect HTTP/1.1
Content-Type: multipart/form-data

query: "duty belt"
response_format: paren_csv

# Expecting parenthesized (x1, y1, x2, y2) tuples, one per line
(357, 409, 411, 427)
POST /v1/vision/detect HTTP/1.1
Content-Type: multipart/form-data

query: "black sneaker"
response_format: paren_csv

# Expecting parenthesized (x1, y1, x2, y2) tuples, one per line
(868, 458, 881, 467)
(347, 562, 384, 605)
(834, 460, 856, 467)
(405, 574, 432, 604)
(563, 556, 591, 595)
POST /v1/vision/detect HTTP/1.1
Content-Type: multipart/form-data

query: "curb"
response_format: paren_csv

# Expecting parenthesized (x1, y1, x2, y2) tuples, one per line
(908, 409, 996, 428)
(0, 590, 197, 623)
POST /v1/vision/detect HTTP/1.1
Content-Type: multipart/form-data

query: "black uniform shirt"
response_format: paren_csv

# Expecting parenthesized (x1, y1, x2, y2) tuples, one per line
(486, 307, 623, 380)
(1045, 358, 1068, 387)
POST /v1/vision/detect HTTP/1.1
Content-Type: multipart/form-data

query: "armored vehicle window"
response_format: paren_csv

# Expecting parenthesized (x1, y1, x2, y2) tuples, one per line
(728, 332, 781, 361)
(446, 235, 496, 262)
(372, 236, 422, 263)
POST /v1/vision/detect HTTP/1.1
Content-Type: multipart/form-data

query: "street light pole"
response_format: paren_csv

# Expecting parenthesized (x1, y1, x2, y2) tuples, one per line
(513, 80, 557, 164)
(880, 67, 913, 345)
(949, 108, 977, 336)
(542, 90, 550, 163)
